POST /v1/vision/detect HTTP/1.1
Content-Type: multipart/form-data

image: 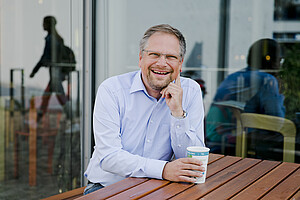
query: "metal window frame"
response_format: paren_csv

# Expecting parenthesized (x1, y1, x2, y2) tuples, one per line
(81, 0, 96, 186)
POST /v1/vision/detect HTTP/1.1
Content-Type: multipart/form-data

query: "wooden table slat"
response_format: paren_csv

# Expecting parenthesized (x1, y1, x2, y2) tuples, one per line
(202, 160, 281, 199)
(261, 168, 300, 200)
(107, 179, 170, 200)
(232, 162, 300, 200)
(290, 189, 300, 200)
(42, 186, 85, 200)
(207, 155, 242, 177)
(170, 158, 261, 199)
(208, 153, 224, 164)
(139, 182, 193, 200)
(76, 177, 148, 200)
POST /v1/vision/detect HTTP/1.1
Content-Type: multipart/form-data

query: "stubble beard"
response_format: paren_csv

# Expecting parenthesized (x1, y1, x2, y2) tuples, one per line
(147, 69, 173, 91)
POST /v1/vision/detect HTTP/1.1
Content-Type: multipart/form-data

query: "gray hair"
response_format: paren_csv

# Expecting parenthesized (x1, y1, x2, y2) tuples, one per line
(139, 24, 186, 59)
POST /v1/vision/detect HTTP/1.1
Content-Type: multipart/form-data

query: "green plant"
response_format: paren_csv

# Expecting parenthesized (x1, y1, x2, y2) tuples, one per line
(279, 43, 300, 120)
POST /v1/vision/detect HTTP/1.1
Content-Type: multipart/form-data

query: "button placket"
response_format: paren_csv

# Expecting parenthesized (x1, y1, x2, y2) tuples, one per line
(143, 103, 158, 156)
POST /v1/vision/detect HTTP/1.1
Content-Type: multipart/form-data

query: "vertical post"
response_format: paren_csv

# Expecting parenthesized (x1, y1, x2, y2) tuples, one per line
(0, 98, 5, 181)
(9, 69, 14, 143)
(21, 69, 25, 116)
(4, 101, 10, 153)
(82, 0, 96, 187)
(28, 97, 37, 186)
(232, 109, 243, 157)
(67, 70, 71, 101)
(76, 70, 80, 117)
(217, 0, 230, 85)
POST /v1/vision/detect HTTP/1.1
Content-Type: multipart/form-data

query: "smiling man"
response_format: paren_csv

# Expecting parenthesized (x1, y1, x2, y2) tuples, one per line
(84, 24, 205, 195)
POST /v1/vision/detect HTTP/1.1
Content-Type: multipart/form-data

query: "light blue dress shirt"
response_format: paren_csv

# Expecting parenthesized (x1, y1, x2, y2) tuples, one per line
(84, 70, 205, 186)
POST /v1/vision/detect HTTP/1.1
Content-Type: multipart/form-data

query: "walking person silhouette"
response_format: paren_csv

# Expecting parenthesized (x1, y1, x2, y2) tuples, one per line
(30, 16, 70, 119)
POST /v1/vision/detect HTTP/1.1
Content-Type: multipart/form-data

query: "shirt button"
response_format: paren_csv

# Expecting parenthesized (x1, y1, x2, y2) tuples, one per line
(146, 139, 151, 143)
(150, 120, 153, 123)
(176, 125, 181, 129)
(178, 144, 182, 148)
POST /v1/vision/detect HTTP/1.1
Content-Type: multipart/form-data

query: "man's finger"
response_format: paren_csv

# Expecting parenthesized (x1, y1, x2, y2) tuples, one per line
(178, 175, 197, 183)
(181, 157, 202, 165)
(160, 87, 167, 98)
(175, 73, 181, 87)
(182, 169, 203, 178)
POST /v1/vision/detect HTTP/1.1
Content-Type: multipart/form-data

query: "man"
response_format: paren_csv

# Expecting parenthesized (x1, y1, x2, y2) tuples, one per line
(84, 24, 205, 195)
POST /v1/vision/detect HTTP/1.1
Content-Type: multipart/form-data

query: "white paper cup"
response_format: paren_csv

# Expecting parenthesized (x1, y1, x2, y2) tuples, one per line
(187, 146, 210, 183)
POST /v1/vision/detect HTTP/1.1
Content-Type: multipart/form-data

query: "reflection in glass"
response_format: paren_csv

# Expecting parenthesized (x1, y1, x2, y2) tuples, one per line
(0, 1, 82, 199)
(274, 0, 300, 21)
(206, 39, 287, 161)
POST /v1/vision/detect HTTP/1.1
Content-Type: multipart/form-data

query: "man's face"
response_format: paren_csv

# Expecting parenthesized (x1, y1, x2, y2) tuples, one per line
(139, 32, 183, 94)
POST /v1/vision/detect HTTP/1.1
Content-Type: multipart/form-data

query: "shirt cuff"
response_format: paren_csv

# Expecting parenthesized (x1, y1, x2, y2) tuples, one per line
(171, 113, 190, 134)
(145, 159, 168, 180)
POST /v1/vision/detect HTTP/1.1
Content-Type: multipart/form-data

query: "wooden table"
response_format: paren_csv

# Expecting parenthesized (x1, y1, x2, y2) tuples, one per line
(77, 154, 300, 199)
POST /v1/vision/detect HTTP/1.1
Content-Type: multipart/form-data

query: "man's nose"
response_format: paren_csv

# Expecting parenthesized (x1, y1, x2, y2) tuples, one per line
(156, 55, 167, 66)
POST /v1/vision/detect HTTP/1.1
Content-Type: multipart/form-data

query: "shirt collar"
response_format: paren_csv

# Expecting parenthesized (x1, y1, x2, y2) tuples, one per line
(130, 70, 166, 102)
(130, 70, 147, 94)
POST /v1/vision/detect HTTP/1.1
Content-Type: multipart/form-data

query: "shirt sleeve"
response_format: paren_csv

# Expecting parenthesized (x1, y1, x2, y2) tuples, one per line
(170, 82, 205, 159)
(244, 77, 285, 118)
(93, 83, 167, 180)
(260, 78, 285, 117)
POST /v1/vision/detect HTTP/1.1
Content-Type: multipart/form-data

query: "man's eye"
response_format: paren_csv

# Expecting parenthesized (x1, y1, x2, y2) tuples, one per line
(149, 52, 160, 57)
(166, 55, 178, 60)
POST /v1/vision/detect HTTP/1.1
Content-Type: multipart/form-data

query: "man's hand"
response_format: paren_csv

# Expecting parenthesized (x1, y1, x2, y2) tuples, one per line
(162, 158, 205, 183)
(160, 74, 183, 117)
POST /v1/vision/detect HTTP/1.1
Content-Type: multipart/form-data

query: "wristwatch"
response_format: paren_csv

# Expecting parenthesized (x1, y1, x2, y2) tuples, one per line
(173, 110, 187, 119)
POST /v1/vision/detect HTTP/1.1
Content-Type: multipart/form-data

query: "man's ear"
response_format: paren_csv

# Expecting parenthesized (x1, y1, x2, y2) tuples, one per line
(179, 58, 184, 72)
(138, 52, 142, 68)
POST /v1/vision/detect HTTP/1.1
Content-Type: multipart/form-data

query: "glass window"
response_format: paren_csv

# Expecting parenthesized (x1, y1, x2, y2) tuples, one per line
(0, 0, 83, 199)
(94, 0, 300, 166)
(274, 0, 300, 21)
(95, 0, 220, 109)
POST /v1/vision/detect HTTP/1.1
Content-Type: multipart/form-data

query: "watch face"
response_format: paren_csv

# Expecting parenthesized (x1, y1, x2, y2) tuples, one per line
(183, 110, 187, 118)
